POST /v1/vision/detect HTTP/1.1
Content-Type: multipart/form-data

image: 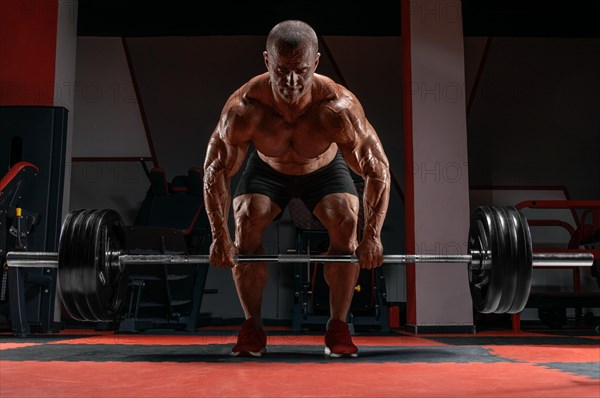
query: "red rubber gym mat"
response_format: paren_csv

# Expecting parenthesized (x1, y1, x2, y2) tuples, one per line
(1, 328, 598, 397)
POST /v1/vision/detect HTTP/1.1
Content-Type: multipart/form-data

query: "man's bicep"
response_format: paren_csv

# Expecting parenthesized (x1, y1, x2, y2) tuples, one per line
(339, 120, 389, 178)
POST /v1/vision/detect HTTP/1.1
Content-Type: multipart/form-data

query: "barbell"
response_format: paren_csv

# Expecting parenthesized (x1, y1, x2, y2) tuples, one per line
(5, 206, 594, 323)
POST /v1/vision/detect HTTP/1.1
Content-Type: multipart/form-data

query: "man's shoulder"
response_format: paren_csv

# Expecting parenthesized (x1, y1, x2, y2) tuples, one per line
(225, 74, 270, 111)
(313, 75, 357, 110)
(313, 87, 360, 123)
(313, 74, 341, 98)
(242, 74, 270, 100)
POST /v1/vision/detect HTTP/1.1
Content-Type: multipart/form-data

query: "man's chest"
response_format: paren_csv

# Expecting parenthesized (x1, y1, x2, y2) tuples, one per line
(250, 111, 334, 156)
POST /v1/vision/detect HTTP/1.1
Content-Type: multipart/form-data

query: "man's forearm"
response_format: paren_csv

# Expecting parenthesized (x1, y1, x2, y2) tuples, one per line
(203, 133, 247, 240)
(362, 172, 390, 239)
(203, 168, 232, 239)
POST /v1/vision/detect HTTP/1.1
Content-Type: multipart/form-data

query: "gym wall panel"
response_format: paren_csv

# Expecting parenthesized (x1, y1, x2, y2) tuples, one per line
(466, 37, 600, 200)
(123, 36, 266, 177)
(463, 37, 490, 110)
(72, 37, 149, 158)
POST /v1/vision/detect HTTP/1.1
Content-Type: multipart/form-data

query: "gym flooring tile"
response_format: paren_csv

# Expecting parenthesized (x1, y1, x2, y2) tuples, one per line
(1, 329, 598, 397)
(0, 342, 42, 350)
(487, 345, 600, 363)
(423, 335, 600, 346)
(38, 334, 446, 347)
(0, 344, 503, 363)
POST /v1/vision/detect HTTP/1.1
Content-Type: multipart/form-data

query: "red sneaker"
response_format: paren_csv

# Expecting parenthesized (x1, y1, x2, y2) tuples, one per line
(231, 318, 267, 357)
(324, 319, 358, 358)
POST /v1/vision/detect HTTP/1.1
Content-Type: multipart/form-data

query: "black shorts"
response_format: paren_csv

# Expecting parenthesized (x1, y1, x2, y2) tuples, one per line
(234, 150, 359, 213)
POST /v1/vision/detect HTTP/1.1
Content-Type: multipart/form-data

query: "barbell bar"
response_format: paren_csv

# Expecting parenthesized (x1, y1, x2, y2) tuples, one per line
(7, 252, 592, 268)
(4, 206, 596, 322)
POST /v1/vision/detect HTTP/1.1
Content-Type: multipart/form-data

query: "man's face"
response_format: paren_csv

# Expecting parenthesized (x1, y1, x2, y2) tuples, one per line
(264, 46, 320, 104)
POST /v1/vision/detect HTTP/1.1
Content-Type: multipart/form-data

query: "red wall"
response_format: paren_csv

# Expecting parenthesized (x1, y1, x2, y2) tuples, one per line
(0, 0, 58, 105)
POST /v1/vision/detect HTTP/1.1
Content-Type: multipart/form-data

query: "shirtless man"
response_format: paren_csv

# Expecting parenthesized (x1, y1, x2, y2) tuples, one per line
(203, 20, 390, 358)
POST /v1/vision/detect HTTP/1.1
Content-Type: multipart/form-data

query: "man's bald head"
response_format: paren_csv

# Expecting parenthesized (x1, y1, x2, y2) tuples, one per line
(266, 20, 318, 57)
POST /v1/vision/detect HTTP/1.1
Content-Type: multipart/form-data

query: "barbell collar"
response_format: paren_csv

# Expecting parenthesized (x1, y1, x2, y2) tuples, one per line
(530, 252, 595, 267)
(5, 251, 59, 268)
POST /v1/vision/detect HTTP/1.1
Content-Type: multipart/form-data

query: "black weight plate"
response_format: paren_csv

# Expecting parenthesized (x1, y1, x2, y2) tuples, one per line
(70, 209, 99, 321)
(87, 209, 127, 322)
(59, 209, 95, 321)
(80, 209, 107, 322)
(58, 209, 85, 321)
(63, 209, 93, 321)
(468, 209, 490, 312)
(82, 209, 107, 321)
(468, 206, 502, 313)
(491, 206, 518, 314)
(101, 210, 128, 320)
(506, 206, 533, 314)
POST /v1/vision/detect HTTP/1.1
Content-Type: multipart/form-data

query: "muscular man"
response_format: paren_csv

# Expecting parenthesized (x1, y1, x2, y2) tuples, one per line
(203, 20, 390, 358)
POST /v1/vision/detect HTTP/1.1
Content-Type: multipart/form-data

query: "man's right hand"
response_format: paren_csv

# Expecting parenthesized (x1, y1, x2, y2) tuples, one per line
(209, 236, 238, 269)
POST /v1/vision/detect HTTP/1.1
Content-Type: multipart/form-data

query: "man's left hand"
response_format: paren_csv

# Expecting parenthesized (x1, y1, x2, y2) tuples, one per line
(355, 237, 384, 269)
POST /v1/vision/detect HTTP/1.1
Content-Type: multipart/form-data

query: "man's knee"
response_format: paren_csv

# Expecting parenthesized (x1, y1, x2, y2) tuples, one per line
(329, 219, 358, 250)
(326, 215, 359, 255)
(313, 193, 359, 250)
(314, 193, 359, 224)
(234, 194, 279, 253)
(234, 219, 264, 254)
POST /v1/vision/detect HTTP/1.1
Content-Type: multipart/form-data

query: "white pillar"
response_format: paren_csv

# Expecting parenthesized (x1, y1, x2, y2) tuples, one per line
(54, 0, 78, 220)
(402, 0, 473, 332)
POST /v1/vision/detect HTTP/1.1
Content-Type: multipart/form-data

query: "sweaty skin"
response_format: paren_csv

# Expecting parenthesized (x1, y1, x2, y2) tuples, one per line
(203, 23, 390, 326)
